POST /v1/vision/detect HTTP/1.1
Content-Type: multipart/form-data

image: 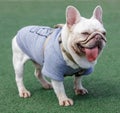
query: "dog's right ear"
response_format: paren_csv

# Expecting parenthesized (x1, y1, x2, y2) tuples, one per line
(66, 6, 81, 28)
(92, 5, 103, 24)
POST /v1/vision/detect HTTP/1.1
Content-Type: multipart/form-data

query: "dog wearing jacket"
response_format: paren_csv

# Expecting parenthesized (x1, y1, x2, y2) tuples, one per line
(12, 5, 106, 106)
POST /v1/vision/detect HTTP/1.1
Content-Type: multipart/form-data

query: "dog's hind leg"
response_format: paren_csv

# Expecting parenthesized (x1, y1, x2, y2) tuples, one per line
(12, 36, 31, 98)
(34, 63, 52, 89)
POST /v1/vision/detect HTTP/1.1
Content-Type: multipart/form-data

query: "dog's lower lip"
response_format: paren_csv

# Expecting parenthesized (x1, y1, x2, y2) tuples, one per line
(76, 43, 84, 51)
(72, 44, 85, 56)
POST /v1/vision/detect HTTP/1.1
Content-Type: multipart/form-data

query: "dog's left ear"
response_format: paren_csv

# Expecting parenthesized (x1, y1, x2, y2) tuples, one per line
(66, 6, 81, 28)
(92, 5, 103, 24)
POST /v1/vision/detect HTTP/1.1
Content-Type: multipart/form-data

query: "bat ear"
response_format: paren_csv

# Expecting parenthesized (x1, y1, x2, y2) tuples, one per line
(92, 5, 103, 24)
(66, 6, 81, 28)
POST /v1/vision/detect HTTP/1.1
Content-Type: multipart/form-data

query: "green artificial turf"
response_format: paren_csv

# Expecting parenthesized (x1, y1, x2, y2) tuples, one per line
(0, 0, 120, 113)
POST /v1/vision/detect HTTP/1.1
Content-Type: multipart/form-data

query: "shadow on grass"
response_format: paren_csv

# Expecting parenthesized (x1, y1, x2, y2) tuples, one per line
(72, 78, 120, 102)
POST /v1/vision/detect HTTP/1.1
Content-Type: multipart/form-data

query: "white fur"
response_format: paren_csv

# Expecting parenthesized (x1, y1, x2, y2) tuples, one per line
(12, 37, 52, 98)
(12, 36, 31, 97)
(61, 6, 106, 69)
(51, 80, 73, 106)
(12, 5, 106, 106)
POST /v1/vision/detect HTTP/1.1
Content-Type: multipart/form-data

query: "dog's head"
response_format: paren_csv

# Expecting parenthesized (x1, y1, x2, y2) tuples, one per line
(61, 6, 107, 68)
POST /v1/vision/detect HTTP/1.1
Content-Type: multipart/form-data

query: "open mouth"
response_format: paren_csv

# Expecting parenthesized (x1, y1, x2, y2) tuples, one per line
(73, 43, 99, 62)
(73, 37, 106, 62)
(72, 32, 107, 62)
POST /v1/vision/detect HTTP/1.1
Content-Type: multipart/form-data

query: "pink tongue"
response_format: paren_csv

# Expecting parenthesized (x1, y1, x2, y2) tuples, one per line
(85, 47, 99, 62)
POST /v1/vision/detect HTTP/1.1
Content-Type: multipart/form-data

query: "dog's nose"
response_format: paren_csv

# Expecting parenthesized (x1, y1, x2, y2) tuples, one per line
(94, 34, 102, 41)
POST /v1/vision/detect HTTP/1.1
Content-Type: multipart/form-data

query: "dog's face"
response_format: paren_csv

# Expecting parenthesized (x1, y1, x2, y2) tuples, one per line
(61, 6, 107, 68)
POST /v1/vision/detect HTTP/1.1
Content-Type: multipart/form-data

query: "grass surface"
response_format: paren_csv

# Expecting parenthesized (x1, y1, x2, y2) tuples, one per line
(0, 0, 120, 113)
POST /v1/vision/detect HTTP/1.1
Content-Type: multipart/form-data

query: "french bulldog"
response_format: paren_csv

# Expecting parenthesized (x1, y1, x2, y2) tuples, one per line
(12, 5, 106, 106)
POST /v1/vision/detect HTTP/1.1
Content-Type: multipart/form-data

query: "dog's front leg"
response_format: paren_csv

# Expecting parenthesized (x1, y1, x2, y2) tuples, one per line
(51, 80, 73, 106)
(74, 76, 88, 95)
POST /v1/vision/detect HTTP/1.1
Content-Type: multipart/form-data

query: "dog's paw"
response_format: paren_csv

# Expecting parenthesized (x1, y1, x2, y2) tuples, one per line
(75, 88, 88, 95)
(19, 89, 31, 98)
(59, 98, 73, 106)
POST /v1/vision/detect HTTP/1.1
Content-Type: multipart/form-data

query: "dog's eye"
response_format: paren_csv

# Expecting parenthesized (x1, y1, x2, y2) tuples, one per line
(81, 32, 90, 36)
(102, 32, 106, 36)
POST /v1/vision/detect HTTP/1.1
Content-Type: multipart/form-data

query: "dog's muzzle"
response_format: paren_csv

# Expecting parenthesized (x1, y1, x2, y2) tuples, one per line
(76, 32, 106, 50)
(75, 32, 107, 62)
(80, 32, 107, 48)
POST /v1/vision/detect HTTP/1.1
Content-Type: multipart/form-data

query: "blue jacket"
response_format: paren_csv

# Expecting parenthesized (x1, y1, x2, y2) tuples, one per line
(16, 26, 93, 81)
